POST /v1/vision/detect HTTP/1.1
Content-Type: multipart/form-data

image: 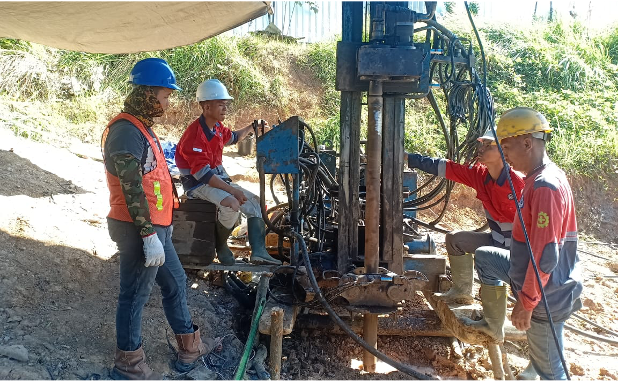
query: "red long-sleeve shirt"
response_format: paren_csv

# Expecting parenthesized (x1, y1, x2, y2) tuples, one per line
(508, 162, 582, 320)
(175, 115, 237, 190)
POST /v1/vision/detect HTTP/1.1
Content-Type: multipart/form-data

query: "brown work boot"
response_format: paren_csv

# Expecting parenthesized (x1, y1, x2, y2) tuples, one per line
(175, 325, 216, 372)
(110, 346, 161, 380)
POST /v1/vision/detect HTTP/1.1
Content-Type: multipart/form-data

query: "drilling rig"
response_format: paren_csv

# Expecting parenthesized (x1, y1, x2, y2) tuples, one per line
(175, 2, 522, 378)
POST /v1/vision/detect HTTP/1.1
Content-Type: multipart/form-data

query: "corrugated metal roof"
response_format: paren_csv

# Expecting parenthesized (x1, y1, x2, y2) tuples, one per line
(226, 1, 435, 43)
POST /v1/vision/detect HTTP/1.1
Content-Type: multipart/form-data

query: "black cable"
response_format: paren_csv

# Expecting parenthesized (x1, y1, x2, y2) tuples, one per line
(463, 2, 570, 378)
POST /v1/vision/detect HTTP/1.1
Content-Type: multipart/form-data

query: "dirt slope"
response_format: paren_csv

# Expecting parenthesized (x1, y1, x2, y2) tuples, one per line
(0, 126, 617, 380)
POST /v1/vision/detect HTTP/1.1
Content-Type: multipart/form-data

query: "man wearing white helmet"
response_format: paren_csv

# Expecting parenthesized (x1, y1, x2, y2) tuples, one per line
(175, 79, 281, 266)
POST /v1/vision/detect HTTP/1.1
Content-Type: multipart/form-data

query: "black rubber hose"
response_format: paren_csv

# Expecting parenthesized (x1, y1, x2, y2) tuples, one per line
(257, 157, 286, 236)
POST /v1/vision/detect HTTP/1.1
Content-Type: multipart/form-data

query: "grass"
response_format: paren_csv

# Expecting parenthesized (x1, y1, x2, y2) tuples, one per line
(1, 18, 618, 176)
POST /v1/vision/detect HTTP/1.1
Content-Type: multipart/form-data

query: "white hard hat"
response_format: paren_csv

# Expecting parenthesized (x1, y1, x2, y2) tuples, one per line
(196, 79, 234, 101)
(477, 126, 497, 143)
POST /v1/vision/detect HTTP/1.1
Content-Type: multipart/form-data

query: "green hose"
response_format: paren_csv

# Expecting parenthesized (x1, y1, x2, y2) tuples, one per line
(234, 277, 269, 380)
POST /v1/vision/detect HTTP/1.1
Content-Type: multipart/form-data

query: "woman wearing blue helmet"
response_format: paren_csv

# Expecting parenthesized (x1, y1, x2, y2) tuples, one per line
(102, 58, 216, 379)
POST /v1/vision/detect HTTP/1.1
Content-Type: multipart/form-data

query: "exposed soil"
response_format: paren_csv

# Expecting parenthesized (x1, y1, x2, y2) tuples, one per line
(0, 126, 617, 380)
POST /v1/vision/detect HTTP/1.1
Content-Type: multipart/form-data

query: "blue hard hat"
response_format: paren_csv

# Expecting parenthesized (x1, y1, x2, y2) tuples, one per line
(128, 58, 181, 90)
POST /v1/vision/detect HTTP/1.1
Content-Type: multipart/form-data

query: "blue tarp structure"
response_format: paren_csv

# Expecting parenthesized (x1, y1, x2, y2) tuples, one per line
(161, 141, 180, 177)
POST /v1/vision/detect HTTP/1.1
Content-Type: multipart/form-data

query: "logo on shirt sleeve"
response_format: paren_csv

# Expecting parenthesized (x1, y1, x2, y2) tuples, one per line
(537, 211, 549, 228)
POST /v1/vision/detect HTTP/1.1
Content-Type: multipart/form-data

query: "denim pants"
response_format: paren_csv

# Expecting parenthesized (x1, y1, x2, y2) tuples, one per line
(444, 230, 494, 256)
(475, 246, 568, 380)
(108, 218, 194, 352)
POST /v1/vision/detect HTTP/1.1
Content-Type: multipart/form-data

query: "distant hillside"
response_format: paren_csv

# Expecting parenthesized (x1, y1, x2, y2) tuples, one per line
(1, 17, 617, 176)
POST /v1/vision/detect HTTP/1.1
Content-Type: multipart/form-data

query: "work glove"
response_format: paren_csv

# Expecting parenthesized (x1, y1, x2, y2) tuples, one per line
(142, 232, 166, 267)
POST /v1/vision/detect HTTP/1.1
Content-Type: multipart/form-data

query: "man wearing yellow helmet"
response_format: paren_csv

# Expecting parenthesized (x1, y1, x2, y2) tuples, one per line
(471, 107, 583, 380)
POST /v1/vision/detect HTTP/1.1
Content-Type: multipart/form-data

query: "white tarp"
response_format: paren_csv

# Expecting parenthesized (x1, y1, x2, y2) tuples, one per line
(0, 2, 271, 53)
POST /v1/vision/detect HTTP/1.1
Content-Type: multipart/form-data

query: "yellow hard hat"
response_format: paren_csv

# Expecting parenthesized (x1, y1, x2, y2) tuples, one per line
(496, 107, 552, 142)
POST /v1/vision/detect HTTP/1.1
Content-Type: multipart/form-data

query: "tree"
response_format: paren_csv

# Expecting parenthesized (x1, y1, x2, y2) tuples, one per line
(444, 2, 455, 15)
(468, 2, 479, 16)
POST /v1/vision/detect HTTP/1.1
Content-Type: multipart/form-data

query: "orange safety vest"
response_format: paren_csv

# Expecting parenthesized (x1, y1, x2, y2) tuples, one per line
(101, 113, 178, 226)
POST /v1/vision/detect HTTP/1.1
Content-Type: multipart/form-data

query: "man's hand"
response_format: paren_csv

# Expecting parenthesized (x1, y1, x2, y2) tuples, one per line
(255, 119, 271, 136)
(511, 298, 533, 331)
(230, 188, 248, 205)
(402, 151, 408, 165)
(142, 233, 165, 267)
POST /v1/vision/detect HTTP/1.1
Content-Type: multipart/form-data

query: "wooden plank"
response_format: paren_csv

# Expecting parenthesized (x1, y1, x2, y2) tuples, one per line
(422, 291, 527, 345)
(259, 298, 300, 335)
(182, 262, 279, 273)
(380, 97, 404, 274)
(342, 1, 363, 42)
(269, 307, 284, 380)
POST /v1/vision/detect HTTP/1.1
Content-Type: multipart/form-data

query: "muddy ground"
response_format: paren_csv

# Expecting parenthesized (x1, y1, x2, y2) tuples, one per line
(0, 126, 617, 380)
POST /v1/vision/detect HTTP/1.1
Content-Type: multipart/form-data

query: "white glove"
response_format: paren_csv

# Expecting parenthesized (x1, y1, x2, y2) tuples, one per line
(142, 233, 165, 267)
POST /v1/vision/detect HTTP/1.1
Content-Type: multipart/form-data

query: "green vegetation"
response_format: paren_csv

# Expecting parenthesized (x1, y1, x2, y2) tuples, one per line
(1, 18, 617, 176)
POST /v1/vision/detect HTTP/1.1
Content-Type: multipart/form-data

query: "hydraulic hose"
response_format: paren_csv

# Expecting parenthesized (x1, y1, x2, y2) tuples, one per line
(234, 276, 268, 380)
(258, 157, 286, 236)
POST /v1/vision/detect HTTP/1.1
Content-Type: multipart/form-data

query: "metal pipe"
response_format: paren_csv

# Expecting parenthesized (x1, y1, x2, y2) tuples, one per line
(417, 1, 437, 22)
(363, 79, 383, 373)
(365, 80, 383, 274)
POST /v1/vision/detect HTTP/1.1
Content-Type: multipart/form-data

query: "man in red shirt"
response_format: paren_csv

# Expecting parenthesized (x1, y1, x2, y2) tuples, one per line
(472, 107, 582, 380)
(405, 128, 525, 304)
(175, 79, 281, 266)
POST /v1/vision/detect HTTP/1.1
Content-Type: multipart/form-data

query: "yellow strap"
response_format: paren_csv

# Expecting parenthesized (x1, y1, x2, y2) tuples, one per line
(153, 181, 163, 211)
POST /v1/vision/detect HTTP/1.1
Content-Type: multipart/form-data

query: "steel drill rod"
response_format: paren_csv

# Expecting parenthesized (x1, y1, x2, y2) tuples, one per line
(363, 79, 383, 373)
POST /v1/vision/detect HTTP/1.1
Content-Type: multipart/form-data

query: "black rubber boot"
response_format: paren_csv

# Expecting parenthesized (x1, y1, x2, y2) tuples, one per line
(462, 284, 507, 343)
(247, 217, 281, 265)
(436, 253, 475, 304)
(215, 221, 235, 266)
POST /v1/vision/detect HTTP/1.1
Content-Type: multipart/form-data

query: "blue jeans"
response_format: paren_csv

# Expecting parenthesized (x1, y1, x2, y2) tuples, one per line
(474, 246, 568, 380)
(108, 218, 194, 351)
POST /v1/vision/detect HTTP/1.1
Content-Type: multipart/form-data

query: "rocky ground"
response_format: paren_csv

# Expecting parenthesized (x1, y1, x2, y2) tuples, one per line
(0, 126, 617, 380)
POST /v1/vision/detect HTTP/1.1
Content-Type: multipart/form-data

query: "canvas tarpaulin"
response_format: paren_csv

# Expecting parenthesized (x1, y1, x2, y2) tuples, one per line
(0, 2, 271, 53)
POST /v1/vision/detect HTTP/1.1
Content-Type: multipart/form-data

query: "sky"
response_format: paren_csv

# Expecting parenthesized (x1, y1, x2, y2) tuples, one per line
(456, 1, 618, 29)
